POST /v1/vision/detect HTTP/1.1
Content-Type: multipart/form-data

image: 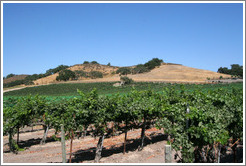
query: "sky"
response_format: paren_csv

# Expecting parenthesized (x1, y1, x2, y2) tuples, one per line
(3, 2, 244, 76)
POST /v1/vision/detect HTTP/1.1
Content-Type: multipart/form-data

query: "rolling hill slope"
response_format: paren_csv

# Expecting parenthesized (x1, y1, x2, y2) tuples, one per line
(3, 75, 29, 84)
(32, 63, 231, 85)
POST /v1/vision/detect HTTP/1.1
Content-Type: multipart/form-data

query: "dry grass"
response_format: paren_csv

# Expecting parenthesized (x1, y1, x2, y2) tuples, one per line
(3, 75, 29, 84)
(32, 64, 231, 85)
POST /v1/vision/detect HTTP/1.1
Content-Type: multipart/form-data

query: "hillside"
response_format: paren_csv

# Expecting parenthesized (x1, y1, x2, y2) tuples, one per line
(33, 64, 119, 85)
(32, 63, 231, 85)
(3, 75, 29, 84)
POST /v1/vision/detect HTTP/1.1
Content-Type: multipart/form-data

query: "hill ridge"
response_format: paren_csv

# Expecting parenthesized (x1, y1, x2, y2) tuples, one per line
(32, 63, 231, 85)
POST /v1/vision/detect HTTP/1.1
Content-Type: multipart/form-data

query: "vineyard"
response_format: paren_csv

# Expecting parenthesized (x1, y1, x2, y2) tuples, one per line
(3, 81, 243, 97)
(3, 84, 243, 163)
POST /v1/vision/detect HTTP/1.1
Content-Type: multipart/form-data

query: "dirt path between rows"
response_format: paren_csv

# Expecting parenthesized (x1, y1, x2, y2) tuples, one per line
(3, 125, 243, 164)
(3, 126, 173, 163)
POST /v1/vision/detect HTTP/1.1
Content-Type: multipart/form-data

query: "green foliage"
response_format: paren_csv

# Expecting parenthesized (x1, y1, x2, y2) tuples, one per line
(3, 84, 243, 162)
(116, 67, 131, 75)
(56, 69, 76, 81)
(6, 73, 16, 79)
(156, 87, 243, 162)
(218, 64, 243, 78)
(4, 65, 70, 88)
(89, 71, 103, 79)
(144, 58, 163, 70)
(3, 79, 26, 88)
(91, 61, 99, 64)
(3, 95, 47, 152)
(120, 76, 133, 85)
(74, 70, 88, 79)
(4, 82, 243, 97)
(83, 61, 90, 64)
(107, 62, 111, 66)
(132, 64, 149, 74)
(45, 65, 70, 76)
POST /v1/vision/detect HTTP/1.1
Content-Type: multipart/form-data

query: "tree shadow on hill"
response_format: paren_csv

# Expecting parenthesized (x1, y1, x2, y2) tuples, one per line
(70, 133, 168, 163)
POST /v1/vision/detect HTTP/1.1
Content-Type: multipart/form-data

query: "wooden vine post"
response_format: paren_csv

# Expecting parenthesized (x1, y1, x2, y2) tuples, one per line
(165, 145, 172, 163)
(123, 120, 128, 154)
(61, 124, 66, 163)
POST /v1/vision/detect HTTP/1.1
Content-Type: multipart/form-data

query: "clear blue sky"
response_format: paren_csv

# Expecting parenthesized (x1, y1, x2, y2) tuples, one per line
(3, 3, 243, 76)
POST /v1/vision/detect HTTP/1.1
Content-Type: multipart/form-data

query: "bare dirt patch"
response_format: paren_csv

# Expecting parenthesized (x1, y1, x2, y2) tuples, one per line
(3, 126, 173, 163)
(3, 126, 242, 163)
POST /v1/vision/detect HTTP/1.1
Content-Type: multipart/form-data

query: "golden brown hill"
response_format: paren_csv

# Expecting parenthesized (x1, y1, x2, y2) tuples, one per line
(33, 64, 119, 85)
(3, 75, 29, 84)
(69, 64, 231, 84)
(33, 63, 231, 85)
(127, 64, 231, 83)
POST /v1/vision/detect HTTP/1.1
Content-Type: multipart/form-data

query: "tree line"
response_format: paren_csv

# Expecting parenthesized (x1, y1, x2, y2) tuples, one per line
(217, 64, 243, 78)
(116, 58, 163, 75)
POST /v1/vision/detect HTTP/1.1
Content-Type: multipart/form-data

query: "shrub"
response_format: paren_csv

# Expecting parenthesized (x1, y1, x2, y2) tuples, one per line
(24, 81, 34, 85)
(116, 67, 131, 75)
(3, 79, 25, 88)
(120, 76, 133, 85)
(6, 73, 16, 79)
(45, 65, 69, 76)
(132, 64, 149, 74)
(89, 71, 103, 79)
(144, 58, 163, 70)
(56, 69, 76, 81)
(91, 61, 99, 64)
(218, 64, 243, 78)
(83, 61, 89, 64)
(107, 63, 111, 66)
(74, 70, 88, 78)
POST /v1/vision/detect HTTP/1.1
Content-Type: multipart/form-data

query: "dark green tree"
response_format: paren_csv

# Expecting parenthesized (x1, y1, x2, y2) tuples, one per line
(83, 61, 89, 64)
(144, 58, 163, 70)
(45, 65, 69, 76)
(230, 64, 243, 77)
(91, 61, 99, 64)
(116, 67, 131, 75)
(217, 67, 230, 74)
(217, 64, 243, 78)
(74, 70, 88, 79)
(89, 71, 103, 79)
(56, 69, 76, 81)
(120, 76, 133, 85)
(6, 73, 16, 79)
(132, 64, 149, 74)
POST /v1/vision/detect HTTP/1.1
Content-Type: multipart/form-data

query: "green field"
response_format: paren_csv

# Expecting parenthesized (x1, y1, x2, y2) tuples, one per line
(3, 82, 243, 100)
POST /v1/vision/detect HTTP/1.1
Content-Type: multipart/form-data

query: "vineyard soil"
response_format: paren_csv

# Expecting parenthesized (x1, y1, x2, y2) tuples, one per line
(3, 126, 242, 163)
